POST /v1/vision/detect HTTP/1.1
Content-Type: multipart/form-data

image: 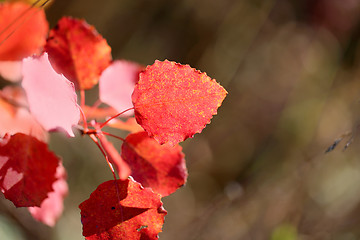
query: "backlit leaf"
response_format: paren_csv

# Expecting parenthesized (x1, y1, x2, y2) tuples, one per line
(79, 178, 166, 240)
(122, 131, 187, 196)
(45, 16, 112, 90)
(28, 162, 68, 226)
(0, 2, 48, 61)
(99, 60, 143, 115)
(0, 133, 59, 207)
(132, 60, 227, 145)
(22, 52, 80, 137)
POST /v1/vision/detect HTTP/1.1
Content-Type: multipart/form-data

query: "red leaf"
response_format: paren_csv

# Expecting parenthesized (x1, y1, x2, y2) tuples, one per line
(121, 131, 187, 196)
(21, 52, 80, 137)
(0, 133, 59, 207)
(45, 16, 112, 90)
(132, 60, 227, 145)
(79, 178, 166, 240)
(28, 162, 68, 226)
(0, 2, 48, 61)
(99, 60, 143, 115)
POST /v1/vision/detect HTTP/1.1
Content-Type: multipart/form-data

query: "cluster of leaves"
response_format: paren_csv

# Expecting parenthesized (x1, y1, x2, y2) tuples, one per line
(0, 1, 227, 239)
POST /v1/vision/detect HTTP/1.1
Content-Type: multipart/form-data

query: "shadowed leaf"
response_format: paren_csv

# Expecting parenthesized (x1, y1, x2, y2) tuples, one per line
(79, 179, 166, 240)
(0, 133, 59, 207)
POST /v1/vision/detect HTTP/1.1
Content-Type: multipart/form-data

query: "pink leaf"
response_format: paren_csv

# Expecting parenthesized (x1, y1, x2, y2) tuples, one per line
(28, 162, 68, 227)
(21, 53, 80, 137)
(99, 60, 143, 115)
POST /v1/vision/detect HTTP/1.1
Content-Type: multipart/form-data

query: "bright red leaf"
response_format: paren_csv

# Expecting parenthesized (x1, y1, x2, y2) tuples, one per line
(0, 2, 48, 61)
(45, 16, 112, 90)
(132, 60, 227, 145)
(121, 131, 187, 196)
(99, 60, 143, 115)
(0, 133, 59, 207)
(22, 52, 80, 137)
(28, 162, 68, 226)
(79, 178, 166, 240)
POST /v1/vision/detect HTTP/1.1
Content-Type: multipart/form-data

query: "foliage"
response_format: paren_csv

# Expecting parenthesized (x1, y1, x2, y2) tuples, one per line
(0, 1, 226, 239)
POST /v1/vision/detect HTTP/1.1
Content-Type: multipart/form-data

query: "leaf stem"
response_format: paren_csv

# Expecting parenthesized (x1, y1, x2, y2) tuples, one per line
(80, 89, 85, 109)
(88, 133, 123, 220)
(99, 107, 134, 129)
(91, 99, 102, 108)
(101, 131, 125, 142)
(88, 134, 117, 181)
(78, 105, 89, 132)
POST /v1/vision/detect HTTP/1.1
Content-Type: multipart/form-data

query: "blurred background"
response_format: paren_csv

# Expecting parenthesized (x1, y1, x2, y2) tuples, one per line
(3, 0, 360, 239)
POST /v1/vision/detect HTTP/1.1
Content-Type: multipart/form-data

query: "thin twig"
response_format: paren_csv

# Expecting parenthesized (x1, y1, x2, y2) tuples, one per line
(99, 107, 134, 128)
(102, 131, 126, 142)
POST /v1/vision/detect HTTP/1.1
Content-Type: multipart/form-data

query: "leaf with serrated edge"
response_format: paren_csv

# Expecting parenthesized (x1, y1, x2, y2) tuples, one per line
(132, 60, 227, 145)
(79, 178, 166, 240)
(0, 133, 59, 207)
(28, 162, 68, 226)
(45, 16, 112, 90)
(99, 60, 143, 115)
(22, 52, 80, 137)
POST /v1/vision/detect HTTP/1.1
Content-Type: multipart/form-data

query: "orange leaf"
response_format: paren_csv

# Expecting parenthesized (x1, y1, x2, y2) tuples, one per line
(132, 60, 227, 145)
(108, 118, 144, 133)
(45, 17, 112, 90)
(0, 2, 48, 60)
(0, 86, 48, 142)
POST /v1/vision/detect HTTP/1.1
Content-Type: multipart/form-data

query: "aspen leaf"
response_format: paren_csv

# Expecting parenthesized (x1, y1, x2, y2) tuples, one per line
(122, 131, 187, 196)
(22, 52, 80, 137)
(0, 86, 48, 142)
(132, 60, 227, 145)
(79, 178, 166, 240)
(99, 60, 143, 115)
(0, 133, 59, 207)
(28, 162, 68, 226)
(0, 2, 48, 61)
(45, 16, 112, 90)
